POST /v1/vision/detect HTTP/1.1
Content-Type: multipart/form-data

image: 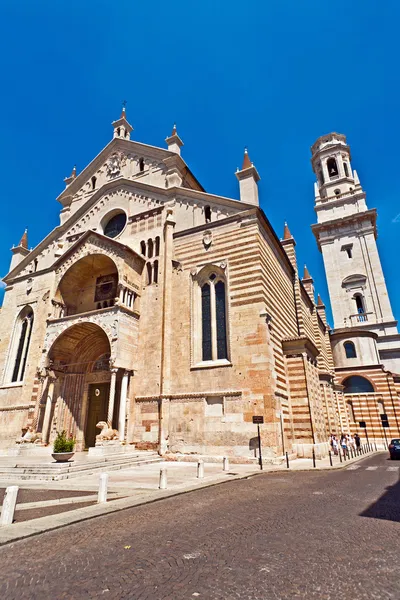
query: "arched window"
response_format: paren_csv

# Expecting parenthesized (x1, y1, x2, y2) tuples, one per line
(327, 157, 338, 178)
(347, 401, 356, 422)
(344, 341, 357, 359)
(343, 162, 349, 177)
(205, 206, 212, 224)
(147, 239, 154, 259)
(155, 236, 160, 256)
(117, 127, 121, 136)
(197, 268, 228, 362)
(354, 294, 366, 321)
(91, 176, 97, 190)
(342, 376, 374, 394)
(139, 158, 145, 172)
(9, 306, 34, 383)
(140, 241, 146, 256)
(153, 260, 158, 284)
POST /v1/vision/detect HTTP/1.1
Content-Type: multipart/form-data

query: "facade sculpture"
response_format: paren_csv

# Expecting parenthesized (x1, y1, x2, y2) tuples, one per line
(0, 109, 398, 459)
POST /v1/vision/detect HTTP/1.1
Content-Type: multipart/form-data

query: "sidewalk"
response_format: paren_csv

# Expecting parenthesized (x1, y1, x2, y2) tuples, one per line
(0, 448, 383, 547)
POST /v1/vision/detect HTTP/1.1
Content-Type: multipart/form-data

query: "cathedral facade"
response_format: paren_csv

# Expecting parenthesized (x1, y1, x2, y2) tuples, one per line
(0, 110, 398, 458)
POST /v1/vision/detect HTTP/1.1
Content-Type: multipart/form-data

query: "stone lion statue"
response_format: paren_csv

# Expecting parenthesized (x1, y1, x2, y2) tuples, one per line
(16, 426, 42, 444)
(96, 421, 119, 441)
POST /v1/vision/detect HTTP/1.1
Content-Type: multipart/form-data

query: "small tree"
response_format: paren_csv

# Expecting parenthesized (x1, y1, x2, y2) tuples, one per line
(53, 430, 75, 453)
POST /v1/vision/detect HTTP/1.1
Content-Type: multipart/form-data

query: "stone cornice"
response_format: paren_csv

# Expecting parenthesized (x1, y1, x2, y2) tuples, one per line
(282, 336, 320, 360)
(330, 327, 378, 340)
(135, 390, 242, 401)
(311, 209, 377, 249)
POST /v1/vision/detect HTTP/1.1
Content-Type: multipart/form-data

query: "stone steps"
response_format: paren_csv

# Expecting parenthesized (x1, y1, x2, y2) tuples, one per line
(0, 451, 162, 482)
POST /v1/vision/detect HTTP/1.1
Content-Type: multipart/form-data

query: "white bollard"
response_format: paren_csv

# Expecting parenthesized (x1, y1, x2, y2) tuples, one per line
(98, 473, 109, 504)
(197, 460, 204, 479)
(0, 486, 19, 526)
(159, 468, 167, 489)
(223, 457, 229, 472)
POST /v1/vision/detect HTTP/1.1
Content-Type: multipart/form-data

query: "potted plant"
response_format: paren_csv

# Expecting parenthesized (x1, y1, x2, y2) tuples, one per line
(52, 430, 76, 462)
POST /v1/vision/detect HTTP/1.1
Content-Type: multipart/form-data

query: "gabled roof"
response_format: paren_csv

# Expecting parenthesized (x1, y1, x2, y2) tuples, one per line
(52, 229, 145, 270)
(57, 136, 206, 207)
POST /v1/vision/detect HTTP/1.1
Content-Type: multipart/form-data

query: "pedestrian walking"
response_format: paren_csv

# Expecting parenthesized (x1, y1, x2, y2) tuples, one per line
(331, 435, 339, 455)
(341, 434, 349, 458)
(354, 433, 361, 454)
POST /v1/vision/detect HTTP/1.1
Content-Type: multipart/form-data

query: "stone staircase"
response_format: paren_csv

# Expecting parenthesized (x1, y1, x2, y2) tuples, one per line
(0, 451, 162, 482)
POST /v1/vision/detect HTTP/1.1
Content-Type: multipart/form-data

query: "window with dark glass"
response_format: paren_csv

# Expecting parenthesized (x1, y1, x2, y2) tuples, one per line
(343, 376, 374, 394)
(215, 281, 227, 359)
(104, 213, 127, 238)
(11, 308, 34, 383)
(199, 271, 228, 363)
(201, 284, 212, 361)
(344, 341, 357, 359)
(343, 162, 349, 177)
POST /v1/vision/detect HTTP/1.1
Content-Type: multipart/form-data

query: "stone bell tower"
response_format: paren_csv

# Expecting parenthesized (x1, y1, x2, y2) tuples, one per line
(311, 133, 400, 372)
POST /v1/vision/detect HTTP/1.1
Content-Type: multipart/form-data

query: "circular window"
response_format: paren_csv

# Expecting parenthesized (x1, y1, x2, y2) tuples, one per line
(103, 213, 127, 238)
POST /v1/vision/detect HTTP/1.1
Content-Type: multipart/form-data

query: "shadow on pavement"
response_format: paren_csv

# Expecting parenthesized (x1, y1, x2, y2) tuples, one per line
(360, 476, 400, 523)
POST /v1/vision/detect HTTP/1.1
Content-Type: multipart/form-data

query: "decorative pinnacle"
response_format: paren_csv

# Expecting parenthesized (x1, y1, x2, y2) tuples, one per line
(171, 123, 177, 136)
(120, 100, 127, 119)
(242, 147, 252, 170)
(283, 222, 292, 240)
(19, 228, 28, 250)
(317, 294, 325, 307)
(303, 264, 312, 280)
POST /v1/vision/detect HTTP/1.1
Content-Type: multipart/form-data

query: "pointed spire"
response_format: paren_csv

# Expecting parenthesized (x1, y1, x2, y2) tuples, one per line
(171, 123, 177, 137)
(317, 294, 325, 307)
(18, 229, 28, 249)
(303, 264, 312, 280)
(242, 148, 252, 170)
(353, 169, 360, 186)
(283, 222, 292, 240)
(70, 165, 76, 178)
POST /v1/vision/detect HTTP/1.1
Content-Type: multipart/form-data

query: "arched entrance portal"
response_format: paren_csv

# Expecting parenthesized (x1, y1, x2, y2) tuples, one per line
(46, 322, 115, 449)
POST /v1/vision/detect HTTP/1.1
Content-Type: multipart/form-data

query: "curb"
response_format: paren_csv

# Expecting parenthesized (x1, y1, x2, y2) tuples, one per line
(0, 451, 382, 547)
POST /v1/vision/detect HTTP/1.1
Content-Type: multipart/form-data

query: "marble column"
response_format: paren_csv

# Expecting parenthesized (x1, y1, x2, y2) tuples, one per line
(118, 371, 129, 441)
(107, 368, 118, 427)
(42, 376, 56, 444)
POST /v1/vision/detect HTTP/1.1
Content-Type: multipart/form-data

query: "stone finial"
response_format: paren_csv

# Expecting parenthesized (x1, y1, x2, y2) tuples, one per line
(64, 165, 77, 186)
(18, 229, 28, 250)
(283, 222, 292, 240)
(112, 104, 133, 140)
(165, 123, 183, 155)
(242, 148, 252, 170)
(317, 294, 325, 307)
(353, 169, 360, 186)
(303, 264, 312, 281)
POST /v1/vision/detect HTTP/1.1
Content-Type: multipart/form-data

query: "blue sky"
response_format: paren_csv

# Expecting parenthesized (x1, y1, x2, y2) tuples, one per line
(0, 0, 399, 325)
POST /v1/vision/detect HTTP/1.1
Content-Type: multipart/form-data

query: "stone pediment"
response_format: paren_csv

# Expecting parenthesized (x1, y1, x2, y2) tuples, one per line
(53, 230, 145, 282)
(57, 137, 204, 210)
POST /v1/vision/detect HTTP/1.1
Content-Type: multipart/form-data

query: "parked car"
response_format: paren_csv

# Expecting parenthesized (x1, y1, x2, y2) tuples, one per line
(388, 439, 400, 460)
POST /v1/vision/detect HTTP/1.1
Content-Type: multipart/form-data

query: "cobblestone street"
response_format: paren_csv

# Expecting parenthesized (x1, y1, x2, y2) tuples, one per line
(0, 453, 399, 599)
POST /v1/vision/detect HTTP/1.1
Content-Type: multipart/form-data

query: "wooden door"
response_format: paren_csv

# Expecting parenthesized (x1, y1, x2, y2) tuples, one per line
(85, 383, 110, 448)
